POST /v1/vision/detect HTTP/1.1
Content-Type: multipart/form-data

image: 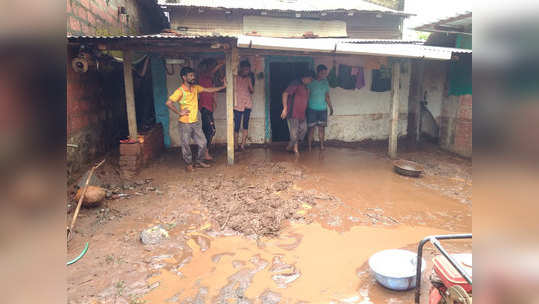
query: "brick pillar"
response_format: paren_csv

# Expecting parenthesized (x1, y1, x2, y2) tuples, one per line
(119, 142, 142, 178)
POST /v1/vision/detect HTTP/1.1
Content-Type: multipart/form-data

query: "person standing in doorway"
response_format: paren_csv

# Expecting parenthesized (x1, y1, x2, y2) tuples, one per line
(234, 60, 254, 151)
(166, 67, 226, 172)
(198, 58, 225, 161)
(280, 70, 314, 155)
(307, 64, 334, 151)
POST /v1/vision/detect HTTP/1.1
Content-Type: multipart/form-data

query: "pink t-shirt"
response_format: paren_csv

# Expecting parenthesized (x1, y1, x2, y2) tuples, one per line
(285, 80, 309, 120)
(198, 74, 215, 112)
(234, 75, 253, 111)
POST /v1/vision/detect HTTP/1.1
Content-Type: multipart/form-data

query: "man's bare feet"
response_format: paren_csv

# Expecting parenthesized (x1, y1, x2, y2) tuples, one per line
(186, 165, 194, 172)
(204, 151, 213, 161)
(195, 161, 211, 168)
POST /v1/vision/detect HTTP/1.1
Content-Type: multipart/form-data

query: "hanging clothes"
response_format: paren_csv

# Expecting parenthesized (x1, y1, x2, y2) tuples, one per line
(327, 64, 338, 88)
(338, 64, 356, 90)
(371, 68, 392, 92)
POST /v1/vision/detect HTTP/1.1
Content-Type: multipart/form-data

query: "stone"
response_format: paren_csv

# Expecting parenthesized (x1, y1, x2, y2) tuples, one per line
(140, 225, 169, 245)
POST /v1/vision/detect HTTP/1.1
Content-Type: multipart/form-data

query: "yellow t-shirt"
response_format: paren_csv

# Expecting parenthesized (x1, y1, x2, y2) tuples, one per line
(168, 84, 205, 123)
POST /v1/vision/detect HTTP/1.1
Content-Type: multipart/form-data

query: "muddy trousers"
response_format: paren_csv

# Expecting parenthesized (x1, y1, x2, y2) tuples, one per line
(200, 107, 216, 147)
(287, 118, 307, 149)
(178, 120, 207, 165)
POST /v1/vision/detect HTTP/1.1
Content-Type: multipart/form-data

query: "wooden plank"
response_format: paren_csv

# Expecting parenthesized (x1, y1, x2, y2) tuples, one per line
(122, 50, 138, 140)
(225, 46, 238, 165)
(389, 61, 400, 159)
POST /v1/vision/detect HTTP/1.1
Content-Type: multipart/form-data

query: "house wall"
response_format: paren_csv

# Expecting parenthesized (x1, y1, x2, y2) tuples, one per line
(67, 46, 127, 177)
(313, 55, 410, 141)
(408, 59, 472, 158)
(67, 0, 163, 178)
(163, 54, 410, 147)
(169, 9, 402, 39)
(440, 94, 472, 157)
(164, 55, 267, 146)
(344, 14, 402, 39)
(67, 0, 142, 36)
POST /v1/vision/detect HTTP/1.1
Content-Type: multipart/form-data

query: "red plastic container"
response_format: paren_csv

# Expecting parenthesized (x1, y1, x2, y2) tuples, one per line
(432, 254, 472, 293)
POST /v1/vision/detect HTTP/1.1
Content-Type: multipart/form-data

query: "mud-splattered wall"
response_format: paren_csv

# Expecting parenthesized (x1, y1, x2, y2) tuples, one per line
(164, 55, 267, 147)
(162, 54, 410, 146)
(163, 54, 410, 146)
(312, 55, 410, 142)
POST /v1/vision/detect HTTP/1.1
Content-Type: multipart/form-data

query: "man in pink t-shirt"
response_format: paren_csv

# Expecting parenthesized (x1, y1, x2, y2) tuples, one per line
(234, 60, 254, 151)
(281, 70, 314, 155)
(197, 58, 224, 160)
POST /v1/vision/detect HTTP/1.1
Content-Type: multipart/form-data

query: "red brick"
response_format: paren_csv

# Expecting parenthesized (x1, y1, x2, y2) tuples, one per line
(79, 0, 90, 9)
(87, 13, 96, 25)
(120, 143, 141, 155)
(69, 16, 81, 32)
(70, 115, 90, 133)
(81, 22, 90, 35)
(74, 4, 88, 21)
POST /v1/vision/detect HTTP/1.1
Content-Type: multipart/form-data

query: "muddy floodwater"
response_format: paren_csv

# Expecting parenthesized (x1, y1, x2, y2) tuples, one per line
(67, 144, 471, 304)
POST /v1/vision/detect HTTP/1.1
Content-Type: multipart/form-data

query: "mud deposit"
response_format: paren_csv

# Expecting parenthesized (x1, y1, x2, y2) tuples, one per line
(191, 161, 311, 237)
(67, 144, 472, 304)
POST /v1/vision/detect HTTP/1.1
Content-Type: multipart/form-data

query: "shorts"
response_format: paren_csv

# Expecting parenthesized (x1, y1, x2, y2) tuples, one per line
(234, 108, 251, 132)
(306, 108, 327, 127)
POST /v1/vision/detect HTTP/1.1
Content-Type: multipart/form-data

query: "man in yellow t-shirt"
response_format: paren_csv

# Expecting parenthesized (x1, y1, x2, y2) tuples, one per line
(166, 67, 226, 172)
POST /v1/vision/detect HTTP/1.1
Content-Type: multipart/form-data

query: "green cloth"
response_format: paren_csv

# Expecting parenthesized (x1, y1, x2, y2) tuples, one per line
(307, 79, 330, 110)
(449, 55, 472, 96)
(327, 66, 338, 88)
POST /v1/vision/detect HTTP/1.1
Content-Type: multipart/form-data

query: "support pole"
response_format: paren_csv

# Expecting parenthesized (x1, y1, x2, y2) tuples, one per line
(415, 60, 425, 142)
(122, 50, 138, 140)
(225, 47, 238, 165)
(389, 61, 401, 159)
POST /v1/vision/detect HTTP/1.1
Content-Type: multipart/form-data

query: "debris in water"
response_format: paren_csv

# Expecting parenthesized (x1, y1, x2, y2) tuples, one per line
(140, 225, 169, 245)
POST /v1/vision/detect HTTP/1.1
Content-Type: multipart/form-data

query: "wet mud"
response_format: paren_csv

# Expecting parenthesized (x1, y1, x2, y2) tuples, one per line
(67, 144, 471, 304)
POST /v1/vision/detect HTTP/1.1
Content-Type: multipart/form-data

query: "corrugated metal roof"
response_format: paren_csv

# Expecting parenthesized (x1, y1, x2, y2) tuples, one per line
(413, 11, 472, 33)
(337, 42, 471, 60)
(237, 35, 471, 60)
(160, 0, 411, 15)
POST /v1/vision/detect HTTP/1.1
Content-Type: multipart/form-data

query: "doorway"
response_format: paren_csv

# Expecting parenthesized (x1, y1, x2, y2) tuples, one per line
(269, 61, 310, 142)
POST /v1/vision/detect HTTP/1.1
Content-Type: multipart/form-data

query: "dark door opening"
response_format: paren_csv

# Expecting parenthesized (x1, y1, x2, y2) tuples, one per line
(269, 61, 309, 142)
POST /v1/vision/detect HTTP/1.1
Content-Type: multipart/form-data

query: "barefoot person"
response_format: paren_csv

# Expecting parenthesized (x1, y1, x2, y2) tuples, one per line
(198, 58, 225, 161)
(234, 60, 254, 151)
(166, 67, 226, 172)
(307, 64, 334, 151)
(281, 70, 314, 155)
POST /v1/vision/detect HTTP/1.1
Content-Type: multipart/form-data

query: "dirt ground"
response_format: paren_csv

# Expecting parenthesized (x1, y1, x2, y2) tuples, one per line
(67, 142, 472, 304)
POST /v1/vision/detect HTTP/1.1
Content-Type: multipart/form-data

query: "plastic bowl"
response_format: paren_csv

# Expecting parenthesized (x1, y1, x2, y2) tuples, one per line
(368, 249, 426, 291)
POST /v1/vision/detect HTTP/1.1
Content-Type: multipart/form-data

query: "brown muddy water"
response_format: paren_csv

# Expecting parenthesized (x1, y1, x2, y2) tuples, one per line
(67, 145, 472, 304)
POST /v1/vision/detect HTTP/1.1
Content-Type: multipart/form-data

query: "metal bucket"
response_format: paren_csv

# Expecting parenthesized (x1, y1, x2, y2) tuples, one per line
(393, 160, 424, 177)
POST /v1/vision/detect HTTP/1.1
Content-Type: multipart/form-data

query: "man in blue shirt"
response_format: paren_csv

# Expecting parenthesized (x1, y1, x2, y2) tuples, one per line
(307, 64, 334, 151)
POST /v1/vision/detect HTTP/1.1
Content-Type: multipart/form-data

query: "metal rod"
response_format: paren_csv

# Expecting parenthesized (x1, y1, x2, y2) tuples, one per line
(431, 238, 472, 284)
(415, 233, 472, 304)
